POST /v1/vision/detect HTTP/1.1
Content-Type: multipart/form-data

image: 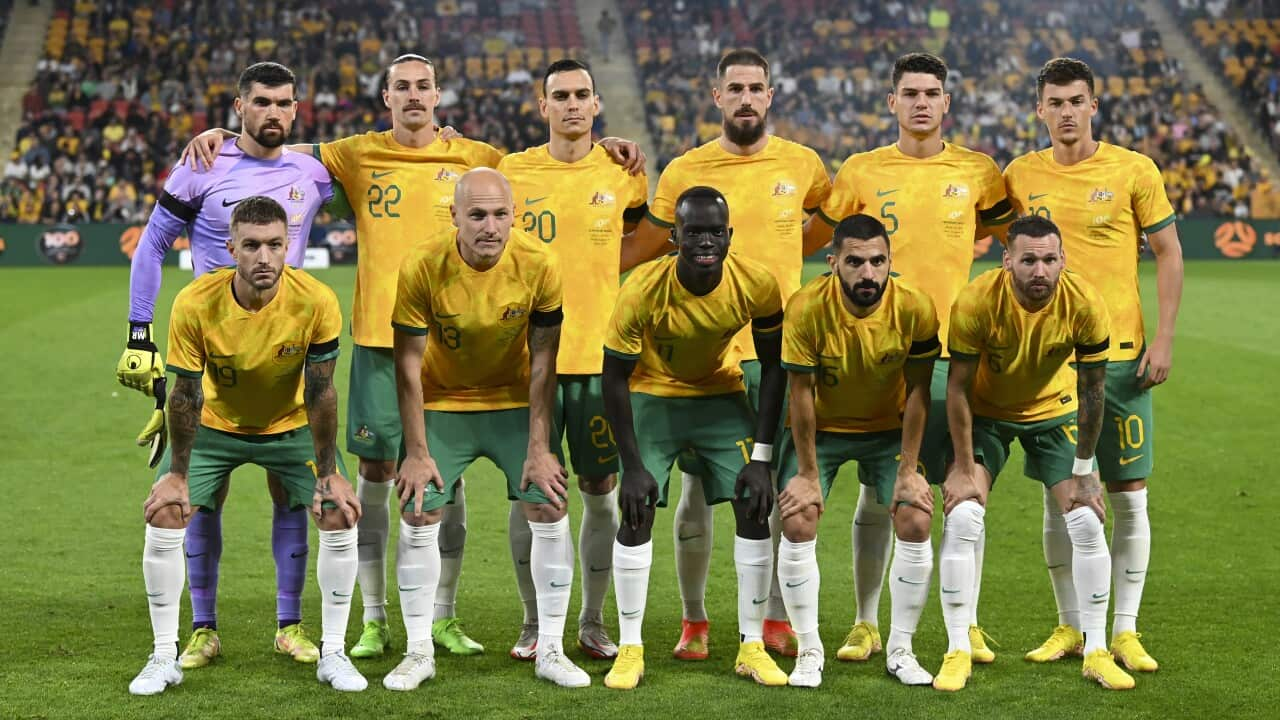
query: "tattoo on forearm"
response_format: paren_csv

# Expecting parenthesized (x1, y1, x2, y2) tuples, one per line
(528, 323, 561, 353)
(304, 359, 338, 477)
(1076, 365, 1107, 458)
(168, 375, 203, 475)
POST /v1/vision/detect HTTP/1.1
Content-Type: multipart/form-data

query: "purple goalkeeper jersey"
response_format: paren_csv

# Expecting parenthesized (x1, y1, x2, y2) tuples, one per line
(128, 138, 334, 322)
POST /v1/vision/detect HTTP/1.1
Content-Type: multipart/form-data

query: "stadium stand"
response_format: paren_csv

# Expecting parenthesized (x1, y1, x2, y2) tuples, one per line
(1, 0, 594, 223)
(621, 0, 1269, 217)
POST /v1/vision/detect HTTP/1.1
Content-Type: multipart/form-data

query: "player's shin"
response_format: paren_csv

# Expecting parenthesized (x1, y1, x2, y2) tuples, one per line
(1043, 489, 1080, 629)
(509, 502, 538, 624)
(939, 501, 984, 653)
(396, 521, 441, 654)
(185, 508, 222, 630)
(272, 504, 308, 626)
(674, 473, 713, 622)
(971, 522, 986, 626)
(734, 535, 773, 643)
(355, 476, 392, 622)
(613, 540, 653, 645)
(1064, 507, 1111, 654)
(529, 516, 574, 654)
(888, 538, 932, 654)
(144, 525, 187, 659)
(578, 486, 619, 624)
(777, 537, 822, 653)
(434, 482, 466, 621)
(1109, 488, 1149, 637)
(317, 527, 359, 656)
(852, 485, 893, 625)
(766, 504, 788, 621)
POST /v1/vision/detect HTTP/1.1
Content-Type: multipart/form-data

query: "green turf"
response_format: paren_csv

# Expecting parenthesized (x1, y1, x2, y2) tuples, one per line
(0, 261, 1277, 719)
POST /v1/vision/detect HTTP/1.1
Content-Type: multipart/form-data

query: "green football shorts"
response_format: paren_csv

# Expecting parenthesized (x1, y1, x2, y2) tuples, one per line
(555, 374, 619, 477)
(958, 413, 1080, 487)
(628, 391, 757, 507)
(346, 344, 402, 461)
(677, 359, 786, 475)
(919, 359, 950, 483)
(1095, 358, 1155, 483)
(154, 424, 348, 510)
(776, 428, 906, 505)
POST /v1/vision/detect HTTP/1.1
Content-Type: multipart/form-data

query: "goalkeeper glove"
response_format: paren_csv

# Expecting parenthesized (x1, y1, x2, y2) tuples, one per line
(117, 322, 163, 395)
(136, 376, 167, 468)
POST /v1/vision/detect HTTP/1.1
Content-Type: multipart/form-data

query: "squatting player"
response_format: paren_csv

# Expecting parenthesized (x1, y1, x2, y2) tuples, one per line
(777, 214, 941, 689)
(802, 52, 1014, 667)
(623, 48, 832, 659)
(117, 62, 336, 669)
(935, 215, 1132, 692)
(1004, 57, 1182, 673)
(496, 58, 649, 661)
(387, 169, 590, 690)
(129, 197, 365, 695)
(601, 187, 788, 690)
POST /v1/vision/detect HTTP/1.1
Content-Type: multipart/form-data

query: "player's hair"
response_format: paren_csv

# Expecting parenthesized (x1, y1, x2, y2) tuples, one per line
(542, 58, 594, 96)
(717, 49, 770, 82)
(237, 62, 296, 97)
(384, 53, 437, 91)
(230, 196, 288, 231)
(1006, 215, 1063, 249)
(1037, 57, 1095, 98)
(832, 214, 891, 253)
(674, 186, 728, 222)
(891, 52, 948, 89)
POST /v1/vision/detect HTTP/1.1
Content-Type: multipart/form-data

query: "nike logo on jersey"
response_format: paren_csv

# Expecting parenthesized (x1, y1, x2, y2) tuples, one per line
(599, 453, 619, 464)
(1028, 192, 1049, 201)
(1118, 455, 1145, 466)
(876, 188, 898, 197)
(526, 196, 549, 205)
(221, 198, 243, 207)
(372, 170, 394, 179)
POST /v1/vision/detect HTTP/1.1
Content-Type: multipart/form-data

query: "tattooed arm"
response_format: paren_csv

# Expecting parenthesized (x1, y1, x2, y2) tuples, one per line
(1070, 362, 1108, 519)
(304, 357, 359, 527)
(523, 318, 568, 510)
(143, 374, 202, 524)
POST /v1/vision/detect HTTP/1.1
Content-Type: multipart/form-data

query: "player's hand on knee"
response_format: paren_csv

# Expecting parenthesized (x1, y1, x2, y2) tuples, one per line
(941, 463, 982, 515)
(891, 468, 933, 518)
(598, 137, 647, 176)
(397, 454, 444, 519)
(619, 470, 658, 530)
(144, 472, 191, 525)
(1069, 469, 1106, 522)
(313, 472, 362, 527)
(735, 461, 775, 524)
(521, 451, 569, 511)
(778, 474, 823, 520)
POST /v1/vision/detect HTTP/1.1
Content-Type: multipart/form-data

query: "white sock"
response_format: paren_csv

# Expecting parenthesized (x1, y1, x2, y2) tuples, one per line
(613, 540, 652, 646)
(939, 501, 984, 653)
(734, 535, 773, 643)
(777, 537, 821, 653)
(508, 502, 537, 625)
(396, 521, 440, 654)
(766, 501, 788, 621)
(143, 525, 186, 660)
(355, 476, 391, 623)
(1109, 488, 1150, 638)
(530, 516, 574, 656)
(433, 482, 466, 621)
(318, 527, 359, 657)
(852, 485, 893, 625)
(971, 523, 986, 626)
(1043, 489, 1079, 629)
(579, 487, 619, 625)
(673, 472, 713, 622)
(1065, 507, 1111, 654)
(887, 538, 933, 654)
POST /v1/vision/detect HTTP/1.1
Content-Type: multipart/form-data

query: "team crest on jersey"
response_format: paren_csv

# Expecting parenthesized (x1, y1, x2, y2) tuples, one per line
(878, 351, 904, 365)
(589, 191, 616, 207)
(274, 342, 304, 363)
(288, 186, 305, 203)
(435, 168, 461, 182)
(1088, 187, 1114, 203)
(500, 304, 528, 324)
(942, 183, 969, 200)
(771, 181, 797, 197)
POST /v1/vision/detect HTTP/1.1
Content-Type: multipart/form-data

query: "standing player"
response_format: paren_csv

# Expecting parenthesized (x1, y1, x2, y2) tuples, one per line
(936, 215, 1133, 692)
(497, 59, 649, 660)
(601, 187, 787, 690)
(776, 215, 941, 688)
(801, 52, 1014, 666)
(116, 62, 335, 670)
(388, 168, 590, 689)
(623, 48, 832, 659)
(1004, 58, 1182, 672)
(129, 197, 365, 695)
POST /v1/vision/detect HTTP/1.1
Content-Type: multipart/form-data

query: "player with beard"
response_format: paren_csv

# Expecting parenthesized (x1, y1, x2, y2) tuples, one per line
(117, 61, 337, 671)
(621, 48, 831, 661)
(800, 53, 1014, 674)
(775, 214, 941, 688)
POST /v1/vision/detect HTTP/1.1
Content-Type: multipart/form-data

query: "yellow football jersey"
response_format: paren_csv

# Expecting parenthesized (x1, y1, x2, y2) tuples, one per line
(1003, 143, 1175, 362)
(648, 136, 831, 361)
(498, 144, 649, 375)
(166, 267, 342, 435)
(391, 228, 563, 411)
(782, 274, 940, 433)
(605, 253, 783, 398)
(818, 143, 1013, 351)
(317, 132, 503, 348)
(948, 268, 1111, 423)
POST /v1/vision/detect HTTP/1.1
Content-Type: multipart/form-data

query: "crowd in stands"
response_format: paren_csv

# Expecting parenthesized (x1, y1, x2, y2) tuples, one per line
(1, 0, 594, 224)
(623, 0, 1275, 218)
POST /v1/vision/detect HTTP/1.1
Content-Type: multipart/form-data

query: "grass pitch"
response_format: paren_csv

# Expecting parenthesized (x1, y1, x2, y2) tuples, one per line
(0, 260, 1276, 719)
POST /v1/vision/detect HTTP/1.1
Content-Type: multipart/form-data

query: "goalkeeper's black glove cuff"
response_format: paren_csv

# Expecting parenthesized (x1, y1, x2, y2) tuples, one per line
(128, 321, 158, 351)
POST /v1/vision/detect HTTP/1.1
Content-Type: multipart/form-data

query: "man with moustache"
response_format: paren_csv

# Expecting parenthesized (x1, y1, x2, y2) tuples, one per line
(117, 61, 337, 670)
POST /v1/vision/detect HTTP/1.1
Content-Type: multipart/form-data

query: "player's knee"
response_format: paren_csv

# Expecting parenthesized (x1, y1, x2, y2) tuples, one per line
(360, 459, 396, 483)
(893, 503, 932, 543)
(579, 473, 616, 495)
(523, 501, 566, 524)
(316, 506, 355, 531)
(943, 500, 985, 542)
(1064, 508, 1104, 550)
(731, 502, 770, 540)
(782, 509, 818, 543)
(400, 508, 443, 527)
(148, 504, 189, 530)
